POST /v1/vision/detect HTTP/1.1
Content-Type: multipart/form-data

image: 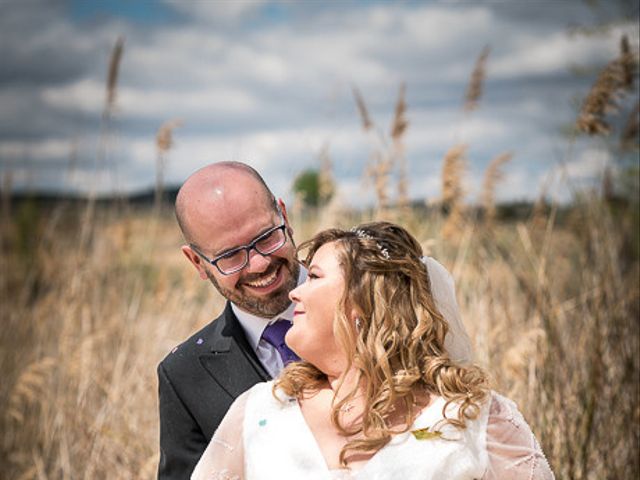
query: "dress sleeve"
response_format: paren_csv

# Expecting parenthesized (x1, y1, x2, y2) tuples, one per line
(483, 393, 555, 480)
(191, 389, 249, 480)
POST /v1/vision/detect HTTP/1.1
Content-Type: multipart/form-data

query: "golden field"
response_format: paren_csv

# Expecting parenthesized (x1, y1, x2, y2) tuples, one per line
(0, 195, 638, 479)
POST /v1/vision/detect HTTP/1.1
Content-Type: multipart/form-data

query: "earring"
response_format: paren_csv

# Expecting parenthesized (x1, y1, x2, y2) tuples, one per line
(355, 317, 362, 331)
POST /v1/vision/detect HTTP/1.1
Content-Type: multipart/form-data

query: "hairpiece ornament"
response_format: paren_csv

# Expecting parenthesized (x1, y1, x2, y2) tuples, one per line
(355, 317, 362, 331)
(350, 228, 391, 259)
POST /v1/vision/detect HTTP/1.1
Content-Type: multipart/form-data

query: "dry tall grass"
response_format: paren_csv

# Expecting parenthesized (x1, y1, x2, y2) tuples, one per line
(155, 119, 183, 212)
(1, 189, 637, 479)
(464, 45, 490, 112)
(391, 83, 410, 215)
(576, 34, 637, 136)
(352, 83, 411, 220)
(481, 152, 513, 227)
(2, 28, 638, 480)
(440, 144, 468, 240)
(1, 207, 224, 479)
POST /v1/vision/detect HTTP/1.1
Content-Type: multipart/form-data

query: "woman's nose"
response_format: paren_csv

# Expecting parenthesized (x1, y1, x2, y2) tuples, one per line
(289, 285, 301, 303)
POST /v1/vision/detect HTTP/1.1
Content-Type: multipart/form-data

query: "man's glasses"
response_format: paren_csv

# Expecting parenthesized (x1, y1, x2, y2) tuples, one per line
(190, 214, 288, 276)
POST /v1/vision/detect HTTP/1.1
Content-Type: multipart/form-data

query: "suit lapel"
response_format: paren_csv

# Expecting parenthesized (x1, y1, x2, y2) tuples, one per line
(199, 303, 271, 399)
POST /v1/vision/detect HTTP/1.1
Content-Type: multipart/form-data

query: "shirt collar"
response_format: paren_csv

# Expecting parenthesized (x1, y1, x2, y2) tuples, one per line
(231, 266, 307, 351)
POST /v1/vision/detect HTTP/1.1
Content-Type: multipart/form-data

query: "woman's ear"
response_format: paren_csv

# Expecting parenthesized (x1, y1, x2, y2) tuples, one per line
(349, 307, 362, 330)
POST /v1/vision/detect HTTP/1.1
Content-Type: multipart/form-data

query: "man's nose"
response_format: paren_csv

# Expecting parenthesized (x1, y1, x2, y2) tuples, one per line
(245, 247, 271, 272)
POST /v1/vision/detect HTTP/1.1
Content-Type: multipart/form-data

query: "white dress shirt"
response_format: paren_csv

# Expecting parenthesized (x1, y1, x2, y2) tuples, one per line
(232, 267, 307, 378)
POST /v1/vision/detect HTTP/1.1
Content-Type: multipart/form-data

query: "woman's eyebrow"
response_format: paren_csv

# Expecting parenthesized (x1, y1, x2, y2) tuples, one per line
(308, 264, 321, 273)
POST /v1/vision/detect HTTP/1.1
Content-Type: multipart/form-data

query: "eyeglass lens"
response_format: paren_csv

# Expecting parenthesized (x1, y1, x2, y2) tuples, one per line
(217, 227, 286, 273)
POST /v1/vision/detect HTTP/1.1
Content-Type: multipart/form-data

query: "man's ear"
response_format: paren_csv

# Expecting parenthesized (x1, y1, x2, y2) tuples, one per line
(278, 198, 294, 237)
(181, 245, 209, 280)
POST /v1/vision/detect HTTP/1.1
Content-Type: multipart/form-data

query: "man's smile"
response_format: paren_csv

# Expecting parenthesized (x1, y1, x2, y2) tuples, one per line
(241, 263, 284, 293)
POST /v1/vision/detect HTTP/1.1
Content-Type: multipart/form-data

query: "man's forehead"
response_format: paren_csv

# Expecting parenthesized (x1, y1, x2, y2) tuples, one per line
(194, 202, 279, 252)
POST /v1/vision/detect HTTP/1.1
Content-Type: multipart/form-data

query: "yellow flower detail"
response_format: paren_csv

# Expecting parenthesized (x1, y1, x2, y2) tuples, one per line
(411, 427, 442, 440)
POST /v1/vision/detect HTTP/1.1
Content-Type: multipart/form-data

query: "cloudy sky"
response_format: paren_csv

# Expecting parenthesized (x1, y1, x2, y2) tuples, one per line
(1, 0, 638, 206)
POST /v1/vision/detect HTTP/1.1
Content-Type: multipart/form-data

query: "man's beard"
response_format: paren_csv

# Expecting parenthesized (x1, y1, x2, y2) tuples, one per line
(206, 256, 300, 317)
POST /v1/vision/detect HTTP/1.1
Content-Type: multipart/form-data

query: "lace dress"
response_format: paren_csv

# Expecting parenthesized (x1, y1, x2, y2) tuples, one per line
(191, 381, 554, 480)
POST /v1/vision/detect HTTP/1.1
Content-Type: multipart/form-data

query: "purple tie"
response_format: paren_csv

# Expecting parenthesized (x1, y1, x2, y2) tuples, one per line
(261, 320, 300, 365)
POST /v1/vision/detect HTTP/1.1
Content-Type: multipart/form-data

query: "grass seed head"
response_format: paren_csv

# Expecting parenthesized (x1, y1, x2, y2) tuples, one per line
(464, 46, 490, 112)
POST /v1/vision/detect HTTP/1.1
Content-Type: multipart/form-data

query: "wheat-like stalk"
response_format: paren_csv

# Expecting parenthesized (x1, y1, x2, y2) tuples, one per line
(620, 99, 639, 150)
(156, 119, 182, 153)
(441, 144, 467, 207)
(390, 82, 408, 140)
(318, 142, 335, 205)
(105, 37, 125, 116)
(619, 34, 637, 91)
(352, 85, 373, 131)
(155, 119, 183, 211)
(391, 83, 410, 213)
(464, 46, 490, 112)
(576, 34, 638, 136)
(365, 152, 393, 219)
(352, 86, 393, 218)
(481, 152, 513, 226)
(441, 144, 467, 239)
(81, 37, 126, 251)
(7, 357, 56, 424)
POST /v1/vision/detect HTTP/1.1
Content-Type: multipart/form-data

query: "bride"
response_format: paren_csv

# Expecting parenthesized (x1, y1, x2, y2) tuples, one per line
(192, 222, 554, 479)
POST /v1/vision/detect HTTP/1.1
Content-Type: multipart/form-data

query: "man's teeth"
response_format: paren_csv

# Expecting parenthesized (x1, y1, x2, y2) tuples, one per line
(246, 268, 279, 288)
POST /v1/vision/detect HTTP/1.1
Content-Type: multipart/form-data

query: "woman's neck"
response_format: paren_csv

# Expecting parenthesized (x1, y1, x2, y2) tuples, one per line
(326, 367, 359, 394)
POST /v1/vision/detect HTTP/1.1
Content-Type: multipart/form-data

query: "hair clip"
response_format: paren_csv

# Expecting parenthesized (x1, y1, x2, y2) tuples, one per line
(350, 227, 391, 259)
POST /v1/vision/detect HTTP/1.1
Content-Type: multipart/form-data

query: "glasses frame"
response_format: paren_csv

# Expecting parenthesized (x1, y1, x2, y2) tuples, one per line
(190, 209, 288, 276)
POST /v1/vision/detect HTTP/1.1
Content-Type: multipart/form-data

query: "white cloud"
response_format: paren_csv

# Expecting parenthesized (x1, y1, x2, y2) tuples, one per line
(401, 6, 493, 49)
(41, 79, 259, 117)
(560, 148, 611, 180)
(3, 0, 638, 204)
(41, 79, 105, 113)
(491, 22, 639, 79)
(163, 0, 268, 23)
(0, 139, 74, 160)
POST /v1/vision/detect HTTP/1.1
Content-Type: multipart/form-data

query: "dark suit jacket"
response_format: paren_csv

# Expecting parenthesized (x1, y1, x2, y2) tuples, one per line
(157, 302, 271, 479)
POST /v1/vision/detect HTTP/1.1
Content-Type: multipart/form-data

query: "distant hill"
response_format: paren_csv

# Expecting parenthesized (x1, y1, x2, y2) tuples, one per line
(4, 185, 182, 206)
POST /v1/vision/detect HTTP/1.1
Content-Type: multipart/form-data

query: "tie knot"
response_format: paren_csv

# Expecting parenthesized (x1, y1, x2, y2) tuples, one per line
(261, 319, 292, 347)
(261, 319, 299, 365)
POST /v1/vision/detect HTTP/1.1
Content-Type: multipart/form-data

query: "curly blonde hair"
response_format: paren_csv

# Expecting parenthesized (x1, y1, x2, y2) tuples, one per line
(275, 221, 489, 466)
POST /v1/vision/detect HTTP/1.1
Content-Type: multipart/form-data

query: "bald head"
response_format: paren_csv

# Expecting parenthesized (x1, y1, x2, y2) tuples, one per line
(176, 161, 276, 245)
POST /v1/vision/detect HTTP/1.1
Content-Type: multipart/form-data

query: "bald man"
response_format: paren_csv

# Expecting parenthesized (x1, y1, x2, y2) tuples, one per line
(157, 162, 302, 479)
